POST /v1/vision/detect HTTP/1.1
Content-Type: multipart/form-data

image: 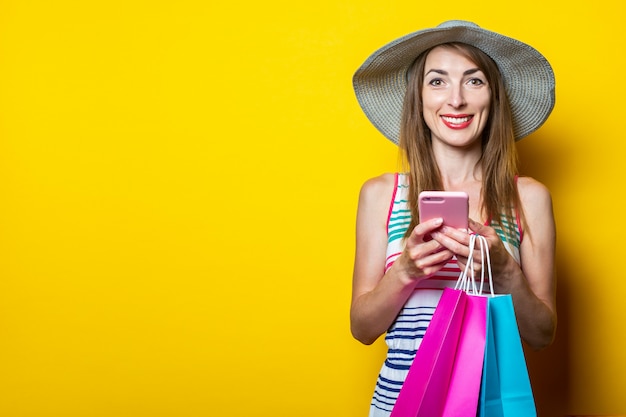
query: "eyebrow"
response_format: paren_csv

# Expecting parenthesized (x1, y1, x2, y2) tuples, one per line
(425, 68, 482, 76)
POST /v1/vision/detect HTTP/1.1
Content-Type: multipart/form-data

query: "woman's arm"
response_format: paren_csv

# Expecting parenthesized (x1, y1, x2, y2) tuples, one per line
(506, 177, 557, 349)
(350, 174, 455, 345)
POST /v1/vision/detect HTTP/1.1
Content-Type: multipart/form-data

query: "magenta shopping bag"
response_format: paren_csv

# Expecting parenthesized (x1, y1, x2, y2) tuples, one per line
(390, 287, 467, 417)
(391, 289, 488, 417)
(440, 234, 490, 417)
(391, 234, 490, 417)
(441, 293, 487, 417)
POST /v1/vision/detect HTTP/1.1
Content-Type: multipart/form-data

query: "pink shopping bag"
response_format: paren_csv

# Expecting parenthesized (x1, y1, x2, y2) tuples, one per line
(441, 293, 487, 417)
(390, 287, 467, 417)
(391, 234, 490, 417)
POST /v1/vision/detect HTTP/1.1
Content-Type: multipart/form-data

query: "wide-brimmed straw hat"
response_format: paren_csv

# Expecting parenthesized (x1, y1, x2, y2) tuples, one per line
(353, 20, 555, 143)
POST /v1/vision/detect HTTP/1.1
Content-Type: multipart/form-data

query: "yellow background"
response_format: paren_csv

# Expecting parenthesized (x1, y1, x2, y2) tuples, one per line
(0, 1, 623, 416)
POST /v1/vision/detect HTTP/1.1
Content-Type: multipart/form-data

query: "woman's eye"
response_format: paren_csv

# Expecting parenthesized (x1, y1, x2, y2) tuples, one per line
(428, 78, 444, 86)
(468, 78, 485, 86)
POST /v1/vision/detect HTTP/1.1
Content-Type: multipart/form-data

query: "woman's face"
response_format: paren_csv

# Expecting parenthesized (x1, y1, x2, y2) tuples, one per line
(421, 46, 491, 149)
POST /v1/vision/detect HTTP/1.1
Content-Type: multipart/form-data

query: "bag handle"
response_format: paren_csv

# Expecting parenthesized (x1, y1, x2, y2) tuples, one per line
(455, 234, 494, 296)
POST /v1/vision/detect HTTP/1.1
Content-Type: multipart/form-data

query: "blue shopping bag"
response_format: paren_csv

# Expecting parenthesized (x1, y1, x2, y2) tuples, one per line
(478, 294, 537, 417)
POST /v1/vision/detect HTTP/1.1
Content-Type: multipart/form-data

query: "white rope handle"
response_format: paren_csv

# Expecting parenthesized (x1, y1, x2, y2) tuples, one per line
(455, 234, 477, 293)
(455, 234, 494, 296)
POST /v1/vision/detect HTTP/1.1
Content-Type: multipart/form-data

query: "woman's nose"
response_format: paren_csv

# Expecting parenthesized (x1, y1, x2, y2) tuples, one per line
(448, 86, 466, 108)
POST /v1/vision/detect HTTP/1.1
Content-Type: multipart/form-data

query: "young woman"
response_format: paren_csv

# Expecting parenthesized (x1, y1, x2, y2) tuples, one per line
(350, 21, 557, 416)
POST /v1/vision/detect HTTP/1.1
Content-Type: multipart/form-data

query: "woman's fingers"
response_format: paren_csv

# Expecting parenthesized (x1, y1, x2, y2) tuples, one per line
(407, 217, 443, 246)
(399, 218, 455, 278)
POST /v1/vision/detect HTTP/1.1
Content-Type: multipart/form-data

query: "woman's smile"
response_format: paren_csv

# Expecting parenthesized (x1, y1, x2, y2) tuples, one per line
(441, 114, 474, 129)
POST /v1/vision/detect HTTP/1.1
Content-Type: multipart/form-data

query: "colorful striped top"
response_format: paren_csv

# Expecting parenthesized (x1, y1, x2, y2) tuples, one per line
(369, 173, 522, 417)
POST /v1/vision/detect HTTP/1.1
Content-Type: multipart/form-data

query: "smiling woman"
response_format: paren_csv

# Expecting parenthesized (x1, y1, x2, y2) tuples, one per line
(350, 20, 557, 416)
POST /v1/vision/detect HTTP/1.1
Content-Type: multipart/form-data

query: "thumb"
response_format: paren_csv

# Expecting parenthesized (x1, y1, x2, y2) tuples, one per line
(468, 218, 489, 235)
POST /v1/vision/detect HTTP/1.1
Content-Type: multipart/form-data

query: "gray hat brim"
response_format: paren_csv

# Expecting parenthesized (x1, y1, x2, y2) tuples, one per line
(353, 20, 556, 143)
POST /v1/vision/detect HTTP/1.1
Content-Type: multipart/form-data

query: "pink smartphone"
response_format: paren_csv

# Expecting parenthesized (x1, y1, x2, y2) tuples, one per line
(418, 191, 469, 231)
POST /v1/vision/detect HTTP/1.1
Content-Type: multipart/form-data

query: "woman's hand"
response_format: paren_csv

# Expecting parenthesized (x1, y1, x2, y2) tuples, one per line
(445, 220, 518, 290)
(394, 217, 456, 281)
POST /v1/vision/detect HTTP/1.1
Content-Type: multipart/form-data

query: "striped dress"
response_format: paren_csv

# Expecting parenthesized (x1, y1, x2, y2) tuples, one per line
(368, 173, 522, 417)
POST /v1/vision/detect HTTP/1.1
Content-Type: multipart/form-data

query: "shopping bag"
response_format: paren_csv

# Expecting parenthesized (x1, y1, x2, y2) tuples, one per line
(389, 287, 467, 417)
(391, 234, 489, 417)
(478, 300, 503, 417)
(478, 294, 537, 417)
(441, 233, 489, 417)
(441, 293, 487, 417)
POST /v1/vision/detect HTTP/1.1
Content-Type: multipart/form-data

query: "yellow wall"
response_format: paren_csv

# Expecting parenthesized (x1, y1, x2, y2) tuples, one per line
(0, 1, 623, 416)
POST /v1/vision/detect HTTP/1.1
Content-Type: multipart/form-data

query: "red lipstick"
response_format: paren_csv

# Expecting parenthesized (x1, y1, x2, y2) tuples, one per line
(441, 114, 473, 129)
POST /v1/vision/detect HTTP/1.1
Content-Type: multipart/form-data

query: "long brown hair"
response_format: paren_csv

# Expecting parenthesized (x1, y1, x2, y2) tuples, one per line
(400, 43, 521, 242)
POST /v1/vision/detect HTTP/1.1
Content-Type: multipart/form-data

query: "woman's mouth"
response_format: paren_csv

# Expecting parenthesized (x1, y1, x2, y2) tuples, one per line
(441, 115, 473, 129)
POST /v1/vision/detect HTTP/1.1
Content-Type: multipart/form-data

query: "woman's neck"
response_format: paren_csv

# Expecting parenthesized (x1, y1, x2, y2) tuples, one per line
(435, 150, 483, 188)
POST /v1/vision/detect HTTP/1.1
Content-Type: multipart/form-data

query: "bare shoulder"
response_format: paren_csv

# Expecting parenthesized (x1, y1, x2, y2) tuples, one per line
(357, 173, 398, 225)
(360, 172, 396, 200)
(517, 176, 555, 242)
(517, 176, 553, 211)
